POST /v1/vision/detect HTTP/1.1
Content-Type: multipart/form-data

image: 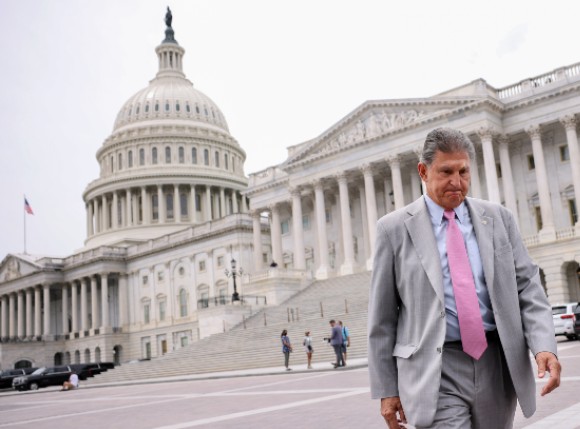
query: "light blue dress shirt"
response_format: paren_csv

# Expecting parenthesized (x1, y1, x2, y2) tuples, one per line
(423, 195, 496, 342)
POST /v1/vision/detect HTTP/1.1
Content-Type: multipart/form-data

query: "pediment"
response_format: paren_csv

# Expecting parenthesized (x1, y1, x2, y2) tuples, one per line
(283, 98, 481, 168)
(0, 254, 42, 283)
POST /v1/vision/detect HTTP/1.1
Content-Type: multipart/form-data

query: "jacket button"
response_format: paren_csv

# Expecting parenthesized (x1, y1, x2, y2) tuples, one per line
(440, 311, 445, 318)
(437, 347, 442, 353)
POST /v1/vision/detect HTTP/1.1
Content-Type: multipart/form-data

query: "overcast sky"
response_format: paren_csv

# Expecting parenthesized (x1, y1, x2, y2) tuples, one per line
(1, 0, 579, 260)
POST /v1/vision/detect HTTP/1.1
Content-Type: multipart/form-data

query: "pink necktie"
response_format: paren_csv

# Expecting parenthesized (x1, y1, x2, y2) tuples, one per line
(444, 210, 487, 360)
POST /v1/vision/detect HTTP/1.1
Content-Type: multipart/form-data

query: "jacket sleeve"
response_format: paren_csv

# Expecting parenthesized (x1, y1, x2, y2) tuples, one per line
(368, 220, 400, 399)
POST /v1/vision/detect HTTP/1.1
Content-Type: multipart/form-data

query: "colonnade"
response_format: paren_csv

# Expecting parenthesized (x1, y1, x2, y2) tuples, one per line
(250, 117, 580, 276)
(0, 273, 126, 341)
(86, 185, 248, 237)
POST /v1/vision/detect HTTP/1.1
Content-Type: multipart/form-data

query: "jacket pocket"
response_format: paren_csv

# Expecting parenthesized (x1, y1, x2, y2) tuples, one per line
(393, 344, 417, 359)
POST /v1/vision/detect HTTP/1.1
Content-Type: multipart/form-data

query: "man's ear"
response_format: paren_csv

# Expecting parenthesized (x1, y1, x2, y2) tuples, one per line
(418, 162, 427, 181)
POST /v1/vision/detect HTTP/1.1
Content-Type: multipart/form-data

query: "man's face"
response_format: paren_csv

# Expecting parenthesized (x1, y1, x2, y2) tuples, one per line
(418, 150, 471, 210)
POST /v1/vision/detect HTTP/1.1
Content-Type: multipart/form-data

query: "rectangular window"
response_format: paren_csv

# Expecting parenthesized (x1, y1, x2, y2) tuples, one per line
(199, 260, 206, 272)
(139, 149, 145, 166)
(527, 154, 535, 170)
(180, 194, 188, 216)
(535, 206, 543, 231)
(262, 253, 268, 263)
(569, 199, 578, 224)
(142, 275, 148, 285)
(325, 209, 332, 223)
(204, 149, 209, 166)
(560, 145, 570, 162)
(118, 153, 123, 170)
(496, 162, 502, 179)
(157, 271, 164, 281)
(281, 220, 289, 235)
(180, 336, 188, 347)
(192, 148, 198, 164)
(214, 151, 220, 167)
(128, 150, 133, 168)
(217, 256, 224, 268)
(166, 194, 173, 219)
(195, 194, 202, 211)
(302, 215, 310, 230)
(178, 147, 185, 163)
(159, 301, 166, 321)
(144, 304, 150, 324)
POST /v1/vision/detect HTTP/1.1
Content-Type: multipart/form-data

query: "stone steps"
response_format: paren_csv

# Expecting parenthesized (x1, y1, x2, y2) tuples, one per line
(86, 272, 371, 384)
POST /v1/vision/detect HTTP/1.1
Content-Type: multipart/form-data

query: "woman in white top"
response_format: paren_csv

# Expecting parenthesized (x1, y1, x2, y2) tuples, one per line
(303, 331, 313, 369)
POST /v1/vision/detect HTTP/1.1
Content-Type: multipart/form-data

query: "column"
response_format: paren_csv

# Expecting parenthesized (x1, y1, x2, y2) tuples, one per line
(290, 188, 306, 270)
(88, 200, 94, 236)
(478, 127, 501, 203)
(498, 135, 518, 223)
(42, 284, 50, 336)
(125, 189, 132, 227)
(118, 273, 128, 328)
(91, 276, 100, 330)
(337, 173, 355, 275)
(112, 191, 118, 229)
(1, 296, 7, 338)
(26, 288, 33, 337)
(526, 125, 555, 238)
(94, 199, 101, 233)
(158, 185, 166, 223)
(80, 278, 88, 332)
(205, 185, 212, 221)
(140, 186, 147, 224)
(314, 180, 330, 278)
(102, 195, 109, 231)
(190, 184, 197, 223)
(270, 204, 284, 266)
(232, 190, 239, 214)
(34, 286, 41, 337)
(561, 115, 580, 228)
(242, 194, 248, 213)
(8, 293, 15, 338)
(388, 156, 405, 210)
(358, 183, 370, 263)
(219, 187, 226, 217)
(61, 284, 69, 336)
(71, 281, 78, 333)
(174, 184, 180, 222)
(252, 211, 263, 271)
(17, 290, 24, 338)
(470, 156, 482, 199)
(101, 273, 109, 329)
(362, 164, 378, 262)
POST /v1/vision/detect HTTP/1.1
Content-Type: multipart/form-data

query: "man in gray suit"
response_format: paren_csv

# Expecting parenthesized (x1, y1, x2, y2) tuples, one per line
(368, 128, 561, 428)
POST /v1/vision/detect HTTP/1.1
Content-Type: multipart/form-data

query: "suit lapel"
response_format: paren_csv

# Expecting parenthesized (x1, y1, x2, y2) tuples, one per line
(404, 198, 445, 304)
(466, 199, 495, 295)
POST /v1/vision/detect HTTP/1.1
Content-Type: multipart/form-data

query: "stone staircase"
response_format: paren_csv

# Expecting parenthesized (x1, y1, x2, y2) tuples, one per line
(86, 271, 371, 384)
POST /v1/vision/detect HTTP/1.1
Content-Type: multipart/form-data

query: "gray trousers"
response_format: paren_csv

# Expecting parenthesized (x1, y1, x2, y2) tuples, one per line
(417, 332, 517, 429)
(332, 345, 344, 367)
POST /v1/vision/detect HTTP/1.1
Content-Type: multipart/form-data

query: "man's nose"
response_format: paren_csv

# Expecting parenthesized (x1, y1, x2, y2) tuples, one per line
(449, 172, 461, 187)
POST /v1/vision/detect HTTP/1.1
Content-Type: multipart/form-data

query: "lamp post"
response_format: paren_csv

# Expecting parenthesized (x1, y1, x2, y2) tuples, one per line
(225, 258, 242, 302)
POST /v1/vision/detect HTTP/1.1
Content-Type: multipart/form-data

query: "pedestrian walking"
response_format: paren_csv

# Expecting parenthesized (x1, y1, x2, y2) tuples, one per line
(339, 320, 350, 365)
(328, 320, 344, 368)
(303, 331, 313, 369)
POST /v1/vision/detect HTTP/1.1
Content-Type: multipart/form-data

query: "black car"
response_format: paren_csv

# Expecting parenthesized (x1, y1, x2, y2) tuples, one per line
(70, 362, 114, 380)
(0, 368, 38, 389)
(12, 366, 72, 391)
(574, 304, 580, 338)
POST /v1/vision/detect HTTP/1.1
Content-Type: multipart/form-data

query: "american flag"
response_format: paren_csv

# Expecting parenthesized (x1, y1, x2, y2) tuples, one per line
(24, 198, 34, 215)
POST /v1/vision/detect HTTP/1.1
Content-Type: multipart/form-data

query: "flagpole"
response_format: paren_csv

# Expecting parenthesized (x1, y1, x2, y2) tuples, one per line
(24, 194, 27, 254)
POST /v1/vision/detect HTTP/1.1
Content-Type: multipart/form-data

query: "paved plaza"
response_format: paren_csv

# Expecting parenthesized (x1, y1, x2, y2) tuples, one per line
(0, 338, 578, 429)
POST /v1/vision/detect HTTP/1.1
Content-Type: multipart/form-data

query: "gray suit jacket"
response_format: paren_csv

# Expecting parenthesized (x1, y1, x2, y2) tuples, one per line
(368, 196, 557, 427)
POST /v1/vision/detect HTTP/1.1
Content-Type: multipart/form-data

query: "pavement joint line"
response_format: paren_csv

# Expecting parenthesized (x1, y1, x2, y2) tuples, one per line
(151, 388, 370, 429)
(522, 401, 580, 429)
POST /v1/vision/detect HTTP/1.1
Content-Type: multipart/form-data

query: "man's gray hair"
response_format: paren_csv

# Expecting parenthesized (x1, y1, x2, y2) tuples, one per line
(420, 128, 476, 166)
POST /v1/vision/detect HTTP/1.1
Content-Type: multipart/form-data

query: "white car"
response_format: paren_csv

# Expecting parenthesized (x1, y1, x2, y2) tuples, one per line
(552, 302, 579, 340)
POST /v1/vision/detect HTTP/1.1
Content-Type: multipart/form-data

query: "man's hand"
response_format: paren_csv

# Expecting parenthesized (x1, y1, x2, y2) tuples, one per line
(380, 396, 407, 428)
(536, 351, 561, 396)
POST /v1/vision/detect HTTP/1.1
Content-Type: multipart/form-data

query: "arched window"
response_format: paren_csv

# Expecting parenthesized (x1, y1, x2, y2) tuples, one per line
(180, 193, 188, 217)
(128, 150, 133, 167)
(84, 348, 91, 363)
(192, 147, 197, 164)
(136, 106, 140, 115)
(118, 153, 123, 170)
(186, 103, 191, 113)
(165, 102, 170, 112)
(195, 105, 200, 114)
(155, 102, 159, 112)
(179, 289, 188, 317)
(110, 156, 114, 172)
(74, 350, 80, 364)
(145, 103, 149, 113)
(139, 148, 145, 166)
(204, 149, 209, 166)
(152, 147, 158, 164)
(214, 151, 220, 167)
(95, 347, 101, 363)
(165, 146, 171, 164)
(224, 154, 228, 170)
(176, 102, 180, 112)
(178, 147, 184, 163)
(152, 194, 159, 220)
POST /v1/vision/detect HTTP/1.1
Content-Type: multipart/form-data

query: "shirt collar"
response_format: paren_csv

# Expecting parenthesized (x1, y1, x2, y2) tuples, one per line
(423, 194, 467, 226)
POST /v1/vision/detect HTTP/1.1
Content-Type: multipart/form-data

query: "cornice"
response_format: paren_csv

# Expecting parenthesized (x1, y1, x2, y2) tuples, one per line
(502, 81, 580, 112)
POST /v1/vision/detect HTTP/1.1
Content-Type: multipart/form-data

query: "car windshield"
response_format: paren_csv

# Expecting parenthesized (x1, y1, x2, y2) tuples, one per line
(31, 367, 46, 375)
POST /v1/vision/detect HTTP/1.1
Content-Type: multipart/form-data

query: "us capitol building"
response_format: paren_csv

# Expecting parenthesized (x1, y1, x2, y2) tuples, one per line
(1, 13, 579, 368)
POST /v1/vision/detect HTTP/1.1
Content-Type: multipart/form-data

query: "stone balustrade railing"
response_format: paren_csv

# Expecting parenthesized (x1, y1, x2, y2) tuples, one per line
(523, 226, 578, 247)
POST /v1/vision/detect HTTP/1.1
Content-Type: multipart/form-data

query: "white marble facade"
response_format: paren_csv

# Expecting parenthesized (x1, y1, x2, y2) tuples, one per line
(1, 23, 580, 370)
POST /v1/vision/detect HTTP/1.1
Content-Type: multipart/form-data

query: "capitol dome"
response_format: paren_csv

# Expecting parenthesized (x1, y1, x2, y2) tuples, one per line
(82, 12, 248, 249)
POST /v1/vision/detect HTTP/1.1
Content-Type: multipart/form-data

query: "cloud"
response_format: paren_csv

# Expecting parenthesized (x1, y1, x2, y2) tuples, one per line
(496, 23, 528, 58)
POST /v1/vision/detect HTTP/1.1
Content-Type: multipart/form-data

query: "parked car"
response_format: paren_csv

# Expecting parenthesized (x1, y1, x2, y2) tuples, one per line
(552, 302, 579, 340)
(0, 368, 38, 389)
(12, 366, 72, 391)
(574, 304, 580, 339)
(69, 362, 114, 380)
